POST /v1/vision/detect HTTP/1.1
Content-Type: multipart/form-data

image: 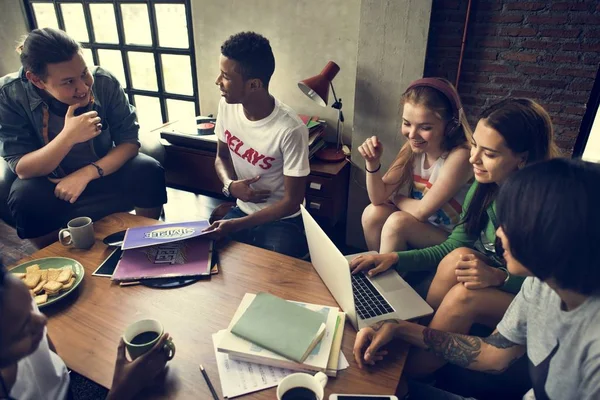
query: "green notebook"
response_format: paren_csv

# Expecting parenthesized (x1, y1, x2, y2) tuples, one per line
(230, 292, 327, 363)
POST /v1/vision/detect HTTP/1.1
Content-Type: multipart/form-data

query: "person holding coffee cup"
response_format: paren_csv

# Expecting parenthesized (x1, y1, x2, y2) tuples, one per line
(0, 266, 173, 399)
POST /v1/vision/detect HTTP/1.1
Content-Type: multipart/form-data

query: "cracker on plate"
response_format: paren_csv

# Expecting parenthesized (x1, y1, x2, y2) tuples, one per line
(62, 277, 76, 291)
(40, 270, 49, 281)
(33, 279, 47, 294)
(24, 272, 41, 289)
(47, 269, 61, 282)
(57, 268, 73, 284)
(35, 294, 48, 305)
(26, 264, 40, 274)
(43, 280, 63, 295)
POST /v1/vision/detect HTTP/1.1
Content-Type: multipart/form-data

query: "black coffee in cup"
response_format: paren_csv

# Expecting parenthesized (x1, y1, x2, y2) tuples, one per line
(281, 387, 318, 400)
(131, 331, 159, 345)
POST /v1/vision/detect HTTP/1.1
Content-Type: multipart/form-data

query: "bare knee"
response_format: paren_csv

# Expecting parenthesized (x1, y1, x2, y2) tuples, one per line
(362, 203, 394, 231)
(381, 210, 415, 235)
(439, 283, 480, 315)
(430, 248, 469, 286)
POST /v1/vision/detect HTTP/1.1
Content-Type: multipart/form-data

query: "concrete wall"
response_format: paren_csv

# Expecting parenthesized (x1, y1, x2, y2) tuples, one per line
(346, 0, 432, 249)
(191, 0, 360, 144)
(0, 1, 28, 76)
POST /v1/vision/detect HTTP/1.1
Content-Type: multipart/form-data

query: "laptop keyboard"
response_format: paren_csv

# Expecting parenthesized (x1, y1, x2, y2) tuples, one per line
(351, 273, 395, 320)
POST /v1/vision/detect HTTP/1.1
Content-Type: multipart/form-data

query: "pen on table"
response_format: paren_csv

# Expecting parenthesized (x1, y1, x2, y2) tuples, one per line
(200, 364, 219, 400)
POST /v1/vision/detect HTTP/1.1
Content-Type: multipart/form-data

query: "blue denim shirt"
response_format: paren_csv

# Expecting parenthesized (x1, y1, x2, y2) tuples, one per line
(0, 66, 139, 177)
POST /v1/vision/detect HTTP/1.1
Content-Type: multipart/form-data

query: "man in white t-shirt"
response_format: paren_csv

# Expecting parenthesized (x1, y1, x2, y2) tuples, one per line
(205, 32, 310, 258)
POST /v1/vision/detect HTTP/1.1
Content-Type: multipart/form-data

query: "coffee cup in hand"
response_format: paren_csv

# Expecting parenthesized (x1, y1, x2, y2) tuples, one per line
(123, 319, 176, 360)
(277, 372, 328, 400)
(58, 216, 95, 249)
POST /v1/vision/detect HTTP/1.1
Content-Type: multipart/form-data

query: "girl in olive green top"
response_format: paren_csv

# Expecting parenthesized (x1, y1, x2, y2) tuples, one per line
(351, 98, 560, 377)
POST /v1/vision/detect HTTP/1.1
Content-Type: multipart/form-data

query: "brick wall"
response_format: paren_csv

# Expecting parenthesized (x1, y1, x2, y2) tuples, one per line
(424, 0, 600, 154)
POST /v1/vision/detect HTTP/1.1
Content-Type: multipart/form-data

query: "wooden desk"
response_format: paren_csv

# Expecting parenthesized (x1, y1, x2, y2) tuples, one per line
(11, 213, 406, 399)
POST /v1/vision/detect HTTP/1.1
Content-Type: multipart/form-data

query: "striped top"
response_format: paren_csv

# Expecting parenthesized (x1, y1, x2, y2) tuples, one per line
(409, 152, 469, 232)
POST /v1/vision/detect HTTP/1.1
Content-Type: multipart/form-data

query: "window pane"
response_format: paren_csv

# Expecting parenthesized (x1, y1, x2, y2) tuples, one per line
(121, 4, 152, 46)
(90, 4, 119, 44)
(61, 3, 89, 43)
(167, 99, 196, 123)
(134, 96, 163, 131)
(98, 50, 126, 88)
(161, 55, 193, 95)
(155, 4, 188, 49)
(32, 3, 59, 29)
(128, 52, 157, 91)
(81, 47, 95, 68)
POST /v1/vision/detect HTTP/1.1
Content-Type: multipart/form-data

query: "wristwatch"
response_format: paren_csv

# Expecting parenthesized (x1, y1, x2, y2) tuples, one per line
(90, 162, 104, 178)
(222, 178, 234, 197)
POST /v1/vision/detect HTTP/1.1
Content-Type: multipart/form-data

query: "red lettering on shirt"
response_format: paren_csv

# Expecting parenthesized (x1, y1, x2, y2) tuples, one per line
(251, 152, 265, 166)
(224, 129, 274, 170)
(260, 157, 275, 170)
(241, 148, 255, 163)
(228, 136, 240, 152)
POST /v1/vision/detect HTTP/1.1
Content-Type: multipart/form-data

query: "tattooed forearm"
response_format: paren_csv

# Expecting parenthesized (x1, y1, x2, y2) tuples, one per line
(482, 354, 521, 374)
(422, 328, 482, 368)
(371, 319, 399, 331)
(482, 332, 518, 349)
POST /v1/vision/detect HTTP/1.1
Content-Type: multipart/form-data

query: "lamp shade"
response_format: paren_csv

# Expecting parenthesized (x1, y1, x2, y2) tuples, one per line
(298, 61, 340, 107)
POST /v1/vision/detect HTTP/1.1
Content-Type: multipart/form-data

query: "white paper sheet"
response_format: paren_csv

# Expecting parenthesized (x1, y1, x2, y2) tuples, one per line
(337, 352, 349, 370)
(213, 330, 349, 398)
(213, 330, 294, 398)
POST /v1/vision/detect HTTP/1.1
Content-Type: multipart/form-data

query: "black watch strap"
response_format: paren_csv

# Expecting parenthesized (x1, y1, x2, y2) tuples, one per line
(90, 162, 104, 178)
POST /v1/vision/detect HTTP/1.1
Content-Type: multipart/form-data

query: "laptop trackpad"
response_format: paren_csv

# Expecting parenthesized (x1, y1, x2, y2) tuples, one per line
(373, 272, 406, 292)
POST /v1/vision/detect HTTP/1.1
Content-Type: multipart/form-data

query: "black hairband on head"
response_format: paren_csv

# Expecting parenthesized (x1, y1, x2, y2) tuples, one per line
(404, 77, 463, 123)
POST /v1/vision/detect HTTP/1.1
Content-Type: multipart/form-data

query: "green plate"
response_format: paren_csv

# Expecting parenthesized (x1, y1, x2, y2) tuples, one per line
(9, 257, 85, 308)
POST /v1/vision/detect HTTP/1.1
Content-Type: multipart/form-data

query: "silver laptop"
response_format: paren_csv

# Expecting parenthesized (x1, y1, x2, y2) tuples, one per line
(301, 206, 433, 330)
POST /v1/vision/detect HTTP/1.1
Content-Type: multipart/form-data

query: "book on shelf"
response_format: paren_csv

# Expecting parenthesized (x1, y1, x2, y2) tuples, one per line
(309, 139, 327, 159)
(230, 292, 327, 363)
(217, 293, 340, 373)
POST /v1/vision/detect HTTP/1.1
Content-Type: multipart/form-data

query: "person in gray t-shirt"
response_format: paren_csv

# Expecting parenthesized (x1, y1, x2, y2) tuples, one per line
(352, 158, 600, 400)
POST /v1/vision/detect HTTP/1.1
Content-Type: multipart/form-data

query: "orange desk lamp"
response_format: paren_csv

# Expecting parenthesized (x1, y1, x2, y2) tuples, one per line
(298, 61, 345, 162)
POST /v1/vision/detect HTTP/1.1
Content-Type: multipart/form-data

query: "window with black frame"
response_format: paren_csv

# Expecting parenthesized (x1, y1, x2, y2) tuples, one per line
(22, 0, 200, 133)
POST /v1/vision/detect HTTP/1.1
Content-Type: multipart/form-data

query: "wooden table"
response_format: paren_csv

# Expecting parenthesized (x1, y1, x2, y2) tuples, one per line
(11, 213, 406, 399)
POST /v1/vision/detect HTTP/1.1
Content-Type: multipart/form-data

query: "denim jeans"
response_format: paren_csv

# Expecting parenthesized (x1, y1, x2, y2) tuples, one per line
(8, 153, 166, 238)
(222, 206, 308, 259)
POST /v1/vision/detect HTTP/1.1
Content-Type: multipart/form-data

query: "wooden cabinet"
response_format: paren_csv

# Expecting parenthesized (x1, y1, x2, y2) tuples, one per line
(304, 160, 350, 227)
(161, 140, 350, 227)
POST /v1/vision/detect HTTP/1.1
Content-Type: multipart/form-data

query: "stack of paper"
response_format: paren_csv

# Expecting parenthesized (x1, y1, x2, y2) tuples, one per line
(299, 114, 327, 159)
(212, 330, 349, 398)
(217, 293, 346, 376)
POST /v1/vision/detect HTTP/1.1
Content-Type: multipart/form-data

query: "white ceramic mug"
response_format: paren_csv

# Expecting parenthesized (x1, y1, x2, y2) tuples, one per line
(58, 216, 95, 249)
(277, 371, 328, 400)
(123, 318, 176, 360)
